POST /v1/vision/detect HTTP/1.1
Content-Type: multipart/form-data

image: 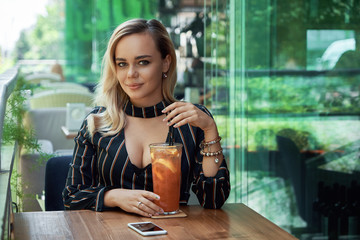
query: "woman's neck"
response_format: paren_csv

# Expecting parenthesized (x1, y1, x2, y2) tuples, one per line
(129, 96, 164, 108)
(123, 99, 169, 118)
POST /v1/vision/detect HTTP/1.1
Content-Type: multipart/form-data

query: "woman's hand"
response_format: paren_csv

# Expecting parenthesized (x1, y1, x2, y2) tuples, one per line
(163, 101, 223, 176)
(162, 101, 216, 134)
(104, 189, 164, 217)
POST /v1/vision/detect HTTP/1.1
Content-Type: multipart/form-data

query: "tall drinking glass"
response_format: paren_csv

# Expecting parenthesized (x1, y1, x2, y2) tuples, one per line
(150, 143, 182, 215)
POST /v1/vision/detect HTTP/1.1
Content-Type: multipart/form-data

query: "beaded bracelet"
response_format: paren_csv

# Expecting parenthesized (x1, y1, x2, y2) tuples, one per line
(200, 148, 223, 157)
(199, 136, 222, 149)
(200, 148, 223, 164)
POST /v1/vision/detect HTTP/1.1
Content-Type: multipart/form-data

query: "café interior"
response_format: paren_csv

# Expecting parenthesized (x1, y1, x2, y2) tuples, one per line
(1, 0, 360, 239)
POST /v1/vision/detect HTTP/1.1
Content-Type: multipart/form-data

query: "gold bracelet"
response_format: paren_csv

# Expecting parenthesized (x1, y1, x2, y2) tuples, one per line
(199, 136, 222, 149)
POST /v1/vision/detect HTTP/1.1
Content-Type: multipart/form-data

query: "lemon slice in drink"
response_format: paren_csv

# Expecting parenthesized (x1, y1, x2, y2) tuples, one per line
(153, 158, 177, 173)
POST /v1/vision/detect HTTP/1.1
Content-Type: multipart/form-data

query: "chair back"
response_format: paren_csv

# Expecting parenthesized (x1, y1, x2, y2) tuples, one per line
(29, 89, 94, 109)
(45, 155, 72, 211)
(25, 72, 62, 84)
(40, 82, 91, 93)
(276, 135, 305, 219)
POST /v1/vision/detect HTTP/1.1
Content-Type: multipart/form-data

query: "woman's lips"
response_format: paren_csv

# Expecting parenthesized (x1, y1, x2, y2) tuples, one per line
(127, 83, 143, 90)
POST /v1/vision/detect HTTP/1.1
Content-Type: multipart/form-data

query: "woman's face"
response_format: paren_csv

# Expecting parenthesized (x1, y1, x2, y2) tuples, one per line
(114, 32, 170, 107)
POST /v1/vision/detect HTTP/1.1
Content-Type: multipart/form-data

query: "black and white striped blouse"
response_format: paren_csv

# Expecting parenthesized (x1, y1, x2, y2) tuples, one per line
(63, 105, 230, 211)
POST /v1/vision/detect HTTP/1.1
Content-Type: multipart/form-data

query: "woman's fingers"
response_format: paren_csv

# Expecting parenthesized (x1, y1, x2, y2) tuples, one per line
(143, 191, 160, 201)
(163, 102, 194, 123)
(138, 193, 164, 216)
(136, 199, 164, 217)
(134, 202, 154, 217)
(162, 102, 212, 129)
(162, 101, 185, 113)
(137, 192, 163, 217)
(105, 189, 164, 217)
(133, 202, 149, 217)
(169, 112, 196, 127)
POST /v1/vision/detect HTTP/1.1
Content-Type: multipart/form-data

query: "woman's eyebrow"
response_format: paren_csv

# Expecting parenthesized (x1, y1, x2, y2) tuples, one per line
(115, 55, 152, 61)
(135, 55, 152, 60)
(115, 57, 126, 61)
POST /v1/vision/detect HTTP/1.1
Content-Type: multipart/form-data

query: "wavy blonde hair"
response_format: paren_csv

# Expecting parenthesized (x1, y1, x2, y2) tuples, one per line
(87, 19, 177, 136)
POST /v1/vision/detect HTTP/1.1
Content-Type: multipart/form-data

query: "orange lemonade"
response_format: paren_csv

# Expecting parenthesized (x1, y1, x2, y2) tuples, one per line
(150, 143, 182, 214)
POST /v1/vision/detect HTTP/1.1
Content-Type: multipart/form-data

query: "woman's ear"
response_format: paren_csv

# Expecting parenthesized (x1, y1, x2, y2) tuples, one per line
(162, 54, 171, 73)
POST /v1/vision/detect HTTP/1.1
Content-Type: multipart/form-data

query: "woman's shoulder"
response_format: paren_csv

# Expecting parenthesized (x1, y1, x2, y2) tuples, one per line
(81, 106, 107, 137)
(193, 104, 213, 117)
(83, 106, 107, 123)
(194, 103, 207, 110)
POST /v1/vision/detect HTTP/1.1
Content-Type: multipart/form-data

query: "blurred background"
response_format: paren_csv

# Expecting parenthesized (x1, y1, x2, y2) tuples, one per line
(1, 0, 360, 239)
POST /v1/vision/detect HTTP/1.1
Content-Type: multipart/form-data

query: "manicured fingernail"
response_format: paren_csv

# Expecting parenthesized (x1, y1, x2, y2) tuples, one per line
(155, 195, 160, 200)
(174, 124, 178, 128)
(162, 108, 166, 113)
(163, 117, 167, 121)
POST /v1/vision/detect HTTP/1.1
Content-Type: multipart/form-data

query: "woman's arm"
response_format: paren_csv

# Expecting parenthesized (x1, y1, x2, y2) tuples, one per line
(63, 113, 164, 216)
(162, 102, 224, 177)
(162, 102, 230, 208)
(192, 158, 230, 209)
(62, 121, 110, 211)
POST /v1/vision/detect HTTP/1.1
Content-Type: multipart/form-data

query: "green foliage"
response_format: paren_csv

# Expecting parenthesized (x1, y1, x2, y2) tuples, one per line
(3, 74, 54, 160)
(14, 31, 31, 60)
(10, 169, 24, 210)
(4, 74, 54, 210)
(207, 73, 360, 115)
(3, 75, 38, 150)
(14, 0, 64, 60)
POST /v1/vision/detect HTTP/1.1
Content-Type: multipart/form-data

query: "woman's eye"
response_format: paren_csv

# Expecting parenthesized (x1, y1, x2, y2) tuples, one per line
(139, 60, 149, 65)
(117, 62, 127, 67)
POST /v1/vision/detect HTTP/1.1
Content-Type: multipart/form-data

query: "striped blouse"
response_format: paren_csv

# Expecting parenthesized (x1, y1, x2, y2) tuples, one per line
(63, 104, 230, 211)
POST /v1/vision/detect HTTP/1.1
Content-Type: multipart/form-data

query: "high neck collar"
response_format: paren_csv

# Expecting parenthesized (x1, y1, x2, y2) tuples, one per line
(123, 100, 169, 118)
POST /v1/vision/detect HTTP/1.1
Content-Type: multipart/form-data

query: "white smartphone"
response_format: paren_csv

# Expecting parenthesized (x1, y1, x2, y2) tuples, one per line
(128, 222, 167, 236)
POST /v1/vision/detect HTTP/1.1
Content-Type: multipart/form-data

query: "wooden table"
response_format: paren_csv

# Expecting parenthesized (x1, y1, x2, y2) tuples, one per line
(13, 203, 297, 239)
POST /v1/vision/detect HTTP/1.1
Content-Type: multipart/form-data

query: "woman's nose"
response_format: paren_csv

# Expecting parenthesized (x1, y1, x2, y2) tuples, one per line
(127, 65, 138, 78)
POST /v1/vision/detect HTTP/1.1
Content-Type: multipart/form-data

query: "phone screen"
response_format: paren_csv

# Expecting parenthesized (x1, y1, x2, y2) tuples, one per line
(132, 222, 163, 232)
(128, 222, 167, 236)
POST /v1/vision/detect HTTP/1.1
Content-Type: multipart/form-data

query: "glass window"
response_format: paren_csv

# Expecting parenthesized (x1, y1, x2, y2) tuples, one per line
(204, 0, 360, 237)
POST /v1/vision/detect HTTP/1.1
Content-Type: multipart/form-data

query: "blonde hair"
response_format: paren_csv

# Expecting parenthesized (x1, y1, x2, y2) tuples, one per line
(87, 19, 177, 136)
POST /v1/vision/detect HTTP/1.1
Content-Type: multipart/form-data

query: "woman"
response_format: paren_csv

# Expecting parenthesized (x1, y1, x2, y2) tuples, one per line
(63, 19, 230, 217)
